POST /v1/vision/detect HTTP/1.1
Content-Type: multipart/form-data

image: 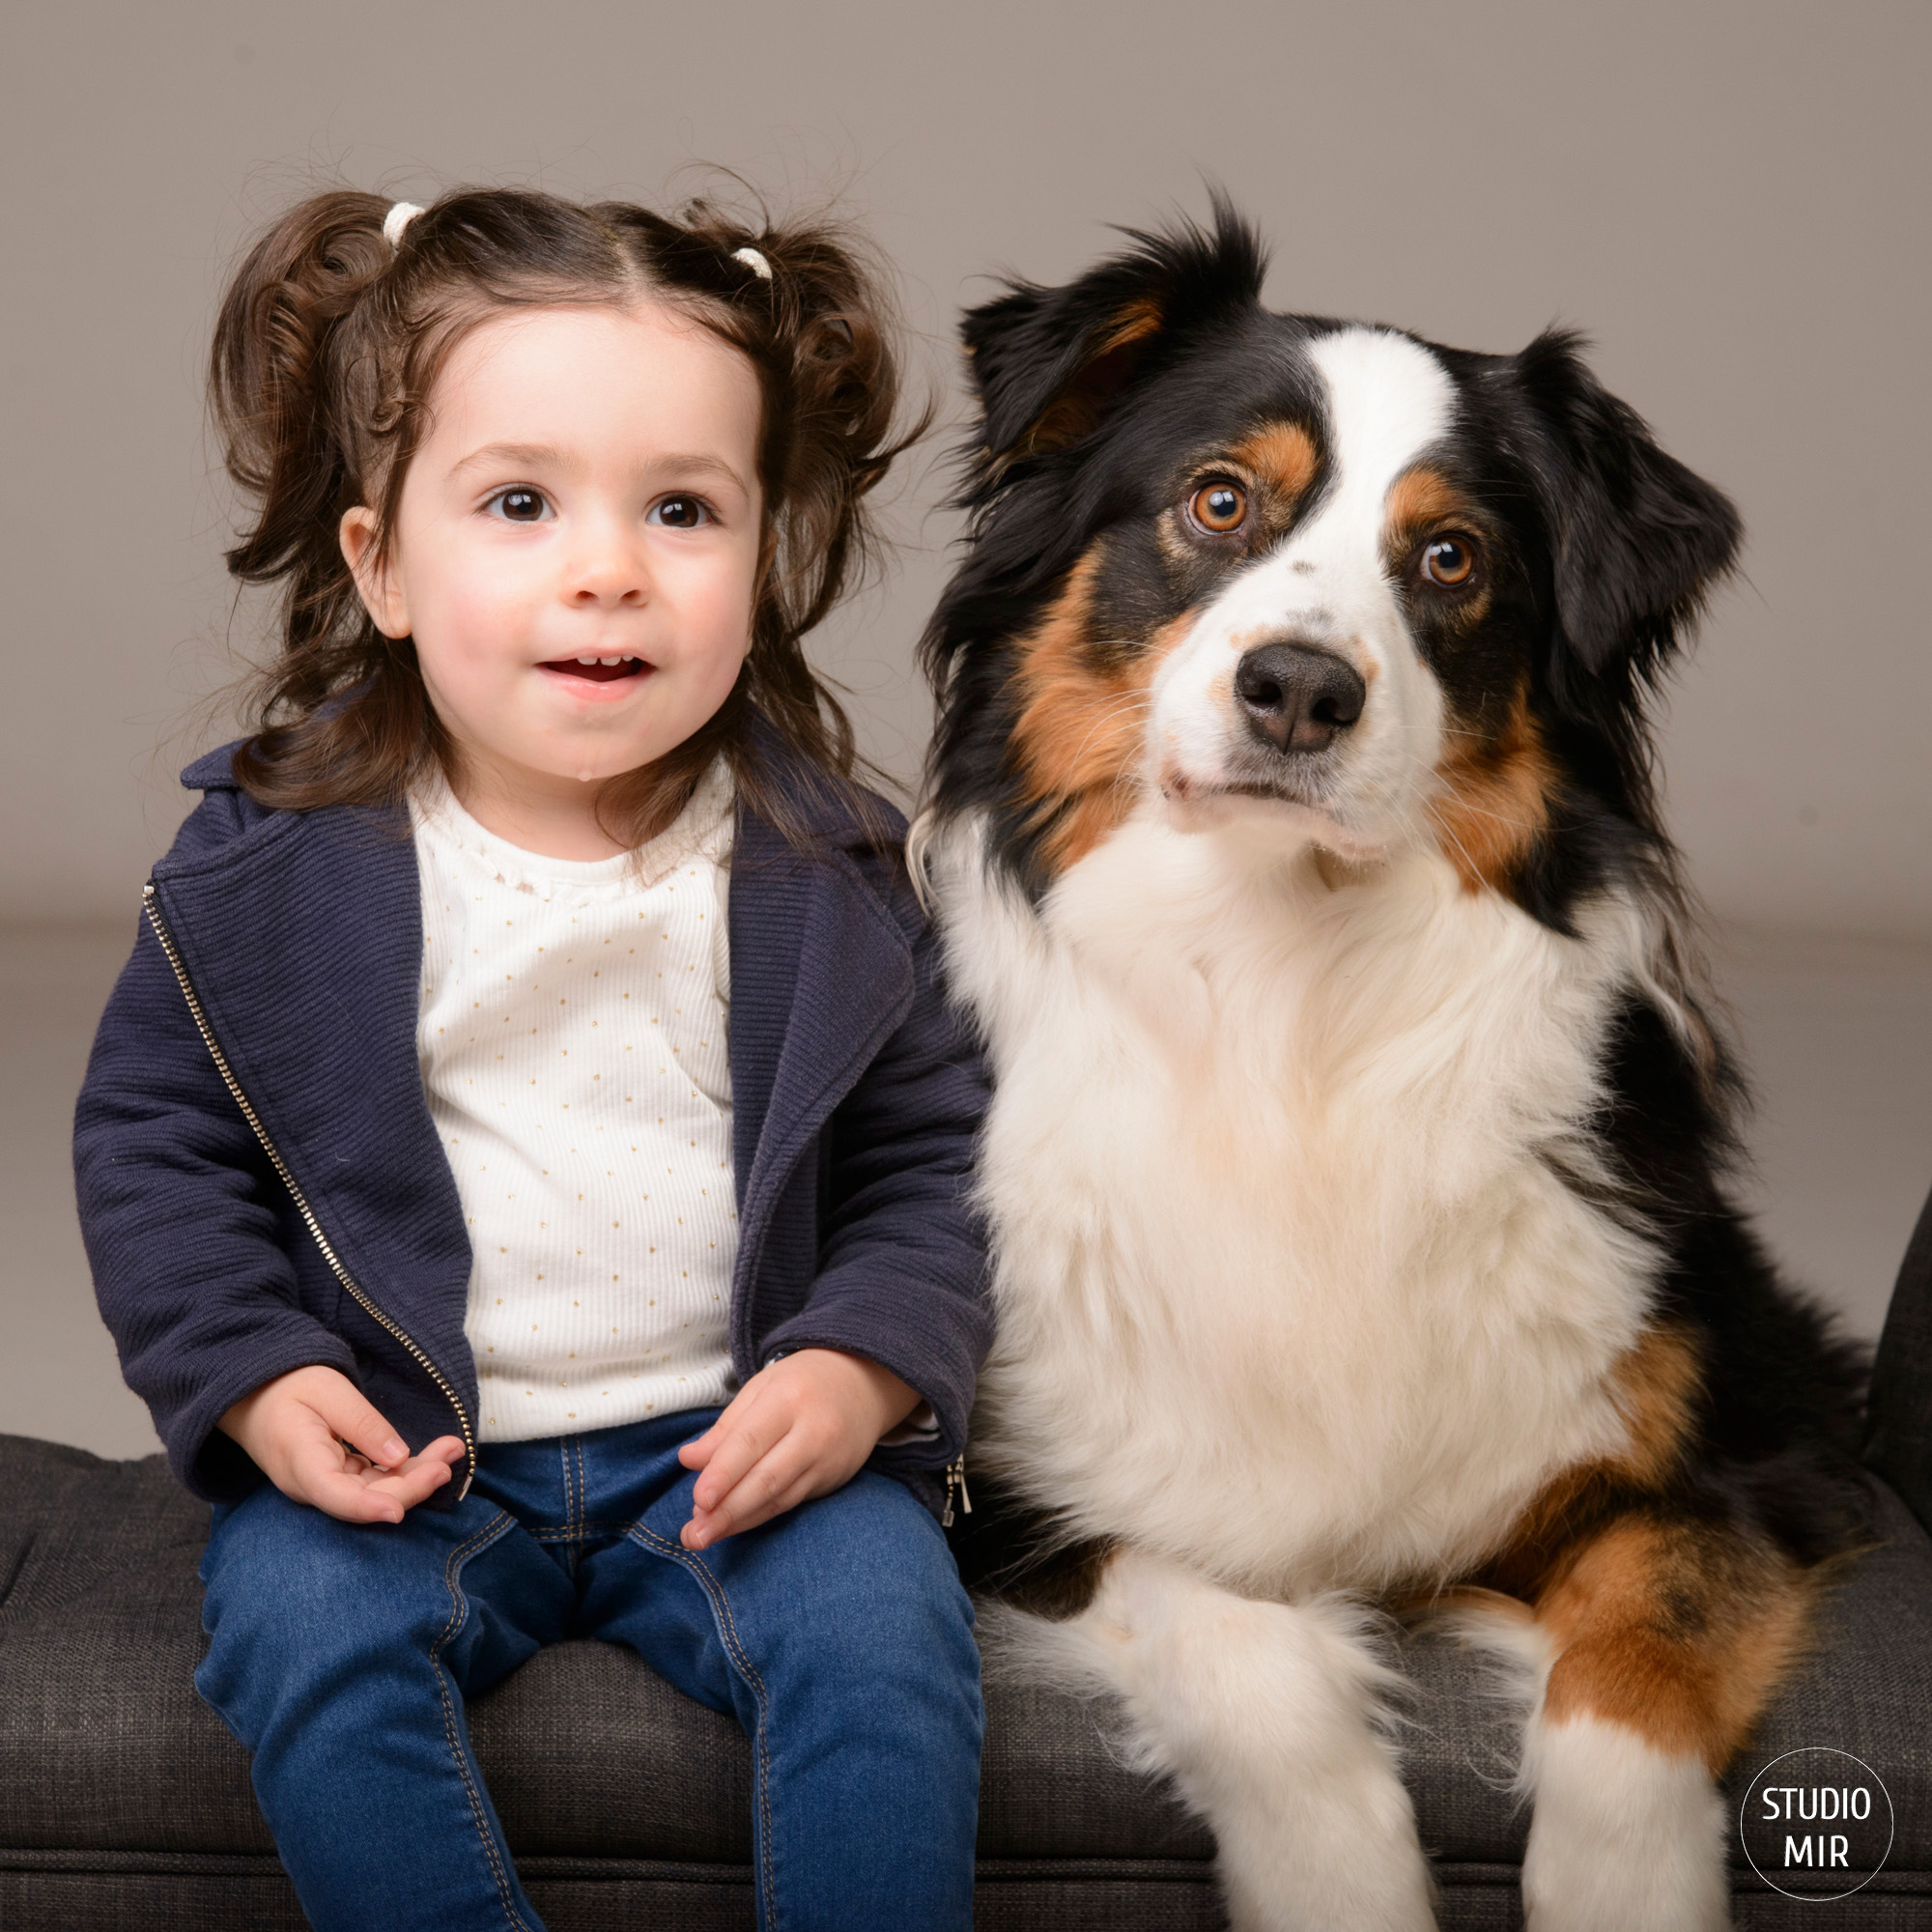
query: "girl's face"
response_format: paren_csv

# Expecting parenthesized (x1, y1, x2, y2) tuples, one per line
(343, 301, 763, 823)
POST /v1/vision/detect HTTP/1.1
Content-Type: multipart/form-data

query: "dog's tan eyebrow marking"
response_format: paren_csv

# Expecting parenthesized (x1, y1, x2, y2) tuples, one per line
(1384, 463, 1469, 528)
(1226, 420, 1320, 506)
(1381, 465, 1484, 570)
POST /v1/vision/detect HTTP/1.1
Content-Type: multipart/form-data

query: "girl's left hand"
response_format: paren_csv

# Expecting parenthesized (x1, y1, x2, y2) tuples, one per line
(677, 1349, 921, 1548)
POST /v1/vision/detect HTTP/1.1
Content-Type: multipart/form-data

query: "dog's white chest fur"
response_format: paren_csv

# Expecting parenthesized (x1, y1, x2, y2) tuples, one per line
(938, 808, 1660, 1598)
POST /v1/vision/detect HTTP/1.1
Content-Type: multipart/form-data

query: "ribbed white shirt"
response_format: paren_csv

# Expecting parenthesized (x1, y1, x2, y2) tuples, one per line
(412, 764, 739, 1442)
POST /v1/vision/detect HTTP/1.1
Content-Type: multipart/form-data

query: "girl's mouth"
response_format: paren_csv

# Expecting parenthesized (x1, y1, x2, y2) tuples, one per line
(539, 655, 647, 684)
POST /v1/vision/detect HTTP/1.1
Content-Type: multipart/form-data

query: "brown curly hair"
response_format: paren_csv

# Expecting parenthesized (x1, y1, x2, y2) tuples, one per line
(211, 184, 923, 847)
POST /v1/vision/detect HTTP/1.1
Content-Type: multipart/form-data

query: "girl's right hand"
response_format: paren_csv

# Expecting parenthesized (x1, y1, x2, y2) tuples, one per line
(217, 1365, 465, 1524)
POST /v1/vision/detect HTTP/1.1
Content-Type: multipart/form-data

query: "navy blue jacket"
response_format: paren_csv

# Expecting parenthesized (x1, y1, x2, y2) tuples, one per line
(74, 734, 991, 1517)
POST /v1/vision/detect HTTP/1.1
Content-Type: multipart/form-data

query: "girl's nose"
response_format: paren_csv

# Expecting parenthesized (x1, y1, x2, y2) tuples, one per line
(564, 515, 650, 606)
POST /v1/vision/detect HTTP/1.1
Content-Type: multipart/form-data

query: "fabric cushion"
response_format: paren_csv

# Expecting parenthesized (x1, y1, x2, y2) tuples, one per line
(2, 1435, 1927, 1892)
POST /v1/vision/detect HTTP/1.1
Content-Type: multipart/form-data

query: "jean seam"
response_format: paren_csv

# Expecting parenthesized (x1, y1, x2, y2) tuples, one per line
(558, 1437, 577, 1541)
(630, 1523, 780, 1931)
(429, 1510, 535, 1932)
(573, 1437, 587, 1542)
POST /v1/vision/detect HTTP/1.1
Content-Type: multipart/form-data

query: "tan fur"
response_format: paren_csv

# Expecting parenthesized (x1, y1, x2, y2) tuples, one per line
(1536, 1516, 1813, 1772)
(1381, 464, 1495, 624)
(1454, 1325, 1815, 1773)
(1009, 552, 1196, 874)
(1227, 421, 1320, 507)
(1382, 464, 1469, 540)
(1431, 684, 1560, 893)
(1375, 467, 1562, 893)
(1607, 1322, 1705, 1488)
(1458, 1325, 1702, 1602)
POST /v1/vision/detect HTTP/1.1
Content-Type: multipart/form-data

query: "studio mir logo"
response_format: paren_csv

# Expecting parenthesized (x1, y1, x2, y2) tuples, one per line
(1739, 1748, 1894, 1902)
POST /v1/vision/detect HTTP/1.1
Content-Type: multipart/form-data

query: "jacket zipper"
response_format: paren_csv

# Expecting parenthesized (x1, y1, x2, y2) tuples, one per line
(142, 883, 476, 1499)
(942, 1453, 972, 1529)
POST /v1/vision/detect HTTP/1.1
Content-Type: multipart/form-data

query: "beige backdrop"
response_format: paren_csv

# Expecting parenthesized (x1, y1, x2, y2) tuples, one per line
(3, 0, 1928, 933)
(3, 1, 1929, 1459)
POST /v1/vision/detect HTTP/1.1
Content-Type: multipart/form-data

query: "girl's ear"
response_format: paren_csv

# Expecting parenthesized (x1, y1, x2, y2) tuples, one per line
(961, 196, 1268, 469)
(339, 507, 411, 639)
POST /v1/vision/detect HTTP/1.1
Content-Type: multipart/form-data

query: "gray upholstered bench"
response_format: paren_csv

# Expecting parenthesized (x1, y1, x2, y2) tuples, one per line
(6, 1187, 1930, 1928)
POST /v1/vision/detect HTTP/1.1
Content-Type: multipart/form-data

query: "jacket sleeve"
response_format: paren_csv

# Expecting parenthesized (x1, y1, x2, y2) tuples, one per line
(72, 881, 358, 1501)
(753, 891, 993, 1469)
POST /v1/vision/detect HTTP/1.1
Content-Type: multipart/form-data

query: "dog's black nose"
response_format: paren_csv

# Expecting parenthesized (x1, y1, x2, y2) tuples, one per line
(1234, 644, 1367, 754)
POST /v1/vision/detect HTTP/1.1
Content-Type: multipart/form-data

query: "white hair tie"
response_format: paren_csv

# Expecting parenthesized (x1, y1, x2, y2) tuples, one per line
(383, 201, 425, 249)
(731, 245, 773, 282)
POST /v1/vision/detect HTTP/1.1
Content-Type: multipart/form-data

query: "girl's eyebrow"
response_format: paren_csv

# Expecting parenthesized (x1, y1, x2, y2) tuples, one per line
(649, 452, 753, 495)
(451, 440, 575, 477)
(450, 441, 751, 496)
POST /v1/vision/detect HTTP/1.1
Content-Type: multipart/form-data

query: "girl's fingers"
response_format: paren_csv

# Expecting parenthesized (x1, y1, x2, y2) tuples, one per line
(688, 1462, 818, 1545)
(290, 1435, 454, 1523)
(304, 1379, 411, 1470)
(685, 1431, 822, 1546)
(689, 1405, 786, 1515)
(363, 1453, 455, 1510)
(678, 1371, 772, 1472)
(702, 1469, 816, 1542)
(302, 1468, 409, 1524)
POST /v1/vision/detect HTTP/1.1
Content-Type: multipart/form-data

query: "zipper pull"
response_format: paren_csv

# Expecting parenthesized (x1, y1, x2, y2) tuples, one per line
(942, 1454, 972, 1529)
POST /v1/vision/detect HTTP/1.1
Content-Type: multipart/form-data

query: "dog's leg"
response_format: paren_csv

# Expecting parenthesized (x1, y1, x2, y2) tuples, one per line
(1492, 1514, 1812, 1932)
(1522, 1708, 1729, 1932)
(994, 1548, 1435, 1932)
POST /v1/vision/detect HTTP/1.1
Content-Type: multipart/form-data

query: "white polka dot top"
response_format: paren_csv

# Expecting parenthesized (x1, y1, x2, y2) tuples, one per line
(412, 762, 739, 1442)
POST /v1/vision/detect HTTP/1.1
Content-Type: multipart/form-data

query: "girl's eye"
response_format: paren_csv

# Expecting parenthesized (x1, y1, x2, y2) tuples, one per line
(649, 497, 710, 528)
(1187, 481, 1248, 535)
(1423, 534, 1479, 587)
(490, 488, 550, 524)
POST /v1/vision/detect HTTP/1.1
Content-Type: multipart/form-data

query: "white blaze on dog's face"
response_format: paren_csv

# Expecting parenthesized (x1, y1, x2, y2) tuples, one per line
(1150, 328, 1457, 860)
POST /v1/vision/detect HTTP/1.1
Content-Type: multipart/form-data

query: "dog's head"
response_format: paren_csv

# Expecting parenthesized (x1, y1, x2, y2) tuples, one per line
(923, 203, 1741, 926)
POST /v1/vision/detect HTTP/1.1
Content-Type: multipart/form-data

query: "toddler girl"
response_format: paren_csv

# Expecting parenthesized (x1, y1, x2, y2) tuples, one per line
(74, 185, 988, 1932)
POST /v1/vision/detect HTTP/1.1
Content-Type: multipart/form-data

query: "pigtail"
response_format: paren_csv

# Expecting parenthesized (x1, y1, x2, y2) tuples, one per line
(212, 189, 391, 650)
(212, 189, 449, 808)
(763, 222, 912, 630)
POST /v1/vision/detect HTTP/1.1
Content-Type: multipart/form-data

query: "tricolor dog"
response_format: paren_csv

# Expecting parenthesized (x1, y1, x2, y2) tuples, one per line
(919, 208, 1867, 1931)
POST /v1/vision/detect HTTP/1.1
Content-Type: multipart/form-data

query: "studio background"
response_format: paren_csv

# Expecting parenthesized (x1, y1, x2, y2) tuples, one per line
(4, 0, 1927, 1455)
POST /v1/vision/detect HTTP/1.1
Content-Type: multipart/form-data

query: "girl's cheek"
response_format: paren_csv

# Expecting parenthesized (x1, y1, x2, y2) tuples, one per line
(692, 553, 759, 660)
(436, 571, 540, 667)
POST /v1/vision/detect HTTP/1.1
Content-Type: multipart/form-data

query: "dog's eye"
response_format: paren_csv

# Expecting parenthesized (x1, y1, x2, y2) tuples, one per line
(1422, 535, 1478, 586)
(1188, 482, 1248, 535)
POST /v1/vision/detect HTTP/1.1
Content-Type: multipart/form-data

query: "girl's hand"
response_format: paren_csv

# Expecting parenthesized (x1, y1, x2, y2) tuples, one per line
(676, 1350, 921, 1548)
(217, 1365, 466, 1524)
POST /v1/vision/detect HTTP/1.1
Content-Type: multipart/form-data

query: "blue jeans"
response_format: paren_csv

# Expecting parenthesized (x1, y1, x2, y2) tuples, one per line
(196, 1410, 981, 1932)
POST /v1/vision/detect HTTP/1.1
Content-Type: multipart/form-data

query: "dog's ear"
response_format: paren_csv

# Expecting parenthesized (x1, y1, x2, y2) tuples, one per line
(962, 197, 1267, 468)
(1515, 329, 1743, 682)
